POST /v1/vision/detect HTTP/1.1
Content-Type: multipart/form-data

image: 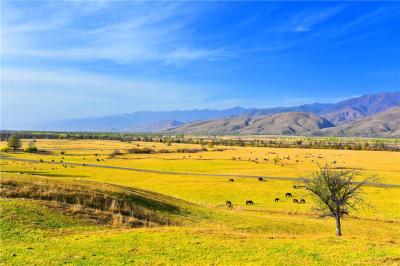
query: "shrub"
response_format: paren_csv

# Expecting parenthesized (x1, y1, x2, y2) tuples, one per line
(25, 141, 38, 153)
(157, 149, 173, 153)
(127, 148, 154, 154)
(25, 146, 38, 153)
(273, 156, 280, 165)
(1, 146, 10, 152)
(176, 148, 207, 153)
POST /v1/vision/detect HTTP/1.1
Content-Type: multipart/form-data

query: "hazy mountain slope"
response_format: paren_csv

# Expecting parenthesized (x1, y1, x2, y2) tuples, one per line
(166, 112, 334, 135)
(321, 92, 400, 124)
(37, 107, 251, 132)
(309, 107, 400, 137)
(321, 107, 368, 125)
(29, 91, 400, 133)
(34, 104, 335, 132)
(240, 112, 334, 135)
(130, 120, 183, 133)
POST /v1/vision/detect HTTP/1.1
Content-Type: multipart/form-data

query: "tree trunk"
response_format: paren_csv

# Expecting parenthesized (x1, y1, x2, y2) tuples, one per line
(335, 210, 342, 236)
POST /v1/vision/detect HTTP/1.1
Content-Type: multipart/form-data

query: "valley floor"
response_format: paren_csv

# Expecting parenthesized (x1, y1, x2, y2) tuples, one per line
(1, 139, 400, 265)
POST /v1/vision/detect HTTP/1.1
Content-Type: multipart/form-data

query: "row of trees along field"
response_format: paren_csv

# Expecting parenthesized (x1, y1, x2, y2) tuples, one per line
(1, 131, 399, 151)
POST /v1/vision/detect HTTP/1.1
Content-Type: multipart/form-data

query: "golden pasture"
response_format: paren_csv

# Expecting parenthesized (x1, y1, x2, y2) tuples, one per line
(1, 139, 399, 265)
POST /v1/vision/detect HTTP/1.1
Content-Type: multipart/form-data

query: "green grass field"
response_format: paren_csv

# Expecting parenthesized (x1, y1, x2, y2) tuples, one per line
(1, 139, 400, 265)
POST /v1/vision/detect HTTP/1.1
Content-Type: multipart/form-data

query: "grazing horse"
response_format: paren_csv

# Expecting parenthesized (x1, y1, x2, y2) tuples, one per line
(300, 199, 306, 204)
(226, 201, 233, 208)
(229, 178, 235, 182)
(246, 200, 254, 205)
(293, 199, 299, 204)
(258, 177, 264, 182)
(285, 193, 293, 197)
(275, 198, 280, 202)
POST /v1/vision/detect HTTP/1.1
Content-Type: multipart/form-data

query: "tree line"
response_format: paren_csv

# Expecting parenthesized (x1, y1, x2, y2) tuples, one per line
(1, 131, 399, 152)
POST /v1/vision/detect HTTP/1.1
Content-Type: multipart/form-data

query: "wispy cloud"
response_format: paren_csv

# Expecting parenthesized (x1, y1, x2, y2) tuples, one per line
(2, 2, 223, 64)
(1, 1, 398, 128)
(287, 5, 345, 32)
(342, 6, 399, 32)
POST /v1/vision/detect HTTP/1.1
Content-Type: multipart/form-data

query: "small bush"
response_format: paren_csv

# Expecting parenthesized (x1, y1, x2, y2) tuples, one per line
(1, 146, 10, 152)
(25, 146, 38, 153)
(176, 148, 207, 153)
(25, 141, 38, 153)
(127, 148, 154, 154)
(157, 149, 173, 153)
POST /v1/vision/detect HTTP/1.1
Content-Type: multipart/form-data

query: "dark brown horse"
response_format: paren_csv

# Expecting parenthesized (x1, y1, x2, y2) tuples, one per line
(285, 193, 293, 197)
(226, 201, 233, 208)
(293, 199, 299, 204)
(246, 200, 254, 205)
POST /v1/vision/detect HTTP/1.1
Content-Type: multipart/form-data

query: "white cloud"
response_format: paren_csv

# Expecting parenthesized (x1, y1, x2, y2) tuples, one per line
(1, 1, 223, 65)
(293, 25, 309, 32)
(289, 5, 345, 32)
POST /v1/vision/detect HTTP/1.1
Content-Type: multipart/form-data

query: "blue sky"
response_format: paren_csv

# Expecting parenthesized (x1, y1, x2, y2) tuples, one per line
(1, 1, 399, 128)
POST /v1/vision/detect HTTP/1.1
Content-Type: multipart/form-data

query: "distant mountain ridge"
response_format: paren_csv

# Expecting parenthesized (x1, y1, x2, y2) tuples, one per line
(320, 92, 400, 124)
(38, 107, 251, 132)
(165, 112, 335, 135)
(309, 107, 400, 138)
(32, 91, 400, 137)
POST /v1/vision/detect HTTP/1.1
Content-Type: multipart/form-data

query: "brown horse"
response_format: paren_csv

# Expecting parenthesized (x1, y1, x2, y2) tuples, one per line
(285, 193, 293, 197)
(246, 200, 254, 205)
(275, 198, 280, 202)
(226, 201, 233, 208)
(293, 199, 299, 204)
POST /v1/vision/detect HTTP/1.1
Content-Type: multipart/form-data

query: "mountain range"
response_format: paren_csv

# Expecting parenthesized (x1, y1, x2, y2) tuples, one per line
(35, 92, 400, 137)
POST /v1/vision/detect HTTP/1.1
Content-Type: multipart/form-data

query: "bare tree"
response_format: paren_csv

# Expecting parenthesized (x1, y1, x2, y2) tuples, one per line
(304, 164, 369, 236)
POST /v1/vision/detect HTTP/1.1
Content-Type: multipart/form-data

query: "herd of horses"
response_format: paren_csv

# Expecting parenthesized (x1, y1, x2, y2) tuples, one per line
(274, 193, 306, 204)
(225, 177, 306, 208)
